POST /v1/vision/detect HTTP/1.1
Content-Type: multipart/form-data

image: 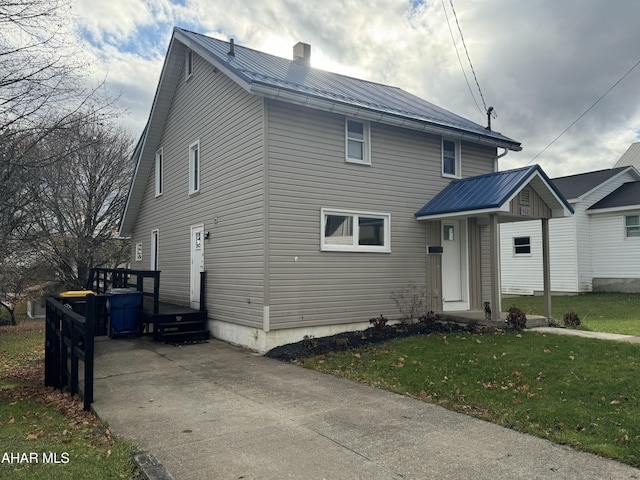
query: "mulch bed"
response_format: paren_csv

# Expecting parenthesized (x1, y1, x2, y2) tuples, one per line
(266, 320, 476, 362)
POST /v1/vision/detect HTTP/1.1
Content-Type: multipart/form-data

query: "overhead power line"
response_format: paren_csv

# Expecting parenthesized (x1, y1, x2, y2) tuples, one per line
(527, 57, 640, 165)
(441, 0, 483, 117)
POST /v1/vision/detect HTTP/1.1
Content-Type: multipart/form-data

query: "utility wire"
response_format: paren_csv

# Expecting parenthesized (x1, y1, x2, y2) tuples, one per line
(527, 56, 640, 165)
(448, 0, 489, 113)
(441, 0, 484, 117)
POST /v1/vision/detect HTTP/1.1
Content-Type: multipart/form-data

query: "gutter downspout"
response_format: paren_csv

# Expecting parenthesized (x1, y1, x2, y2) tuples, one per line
(494, 147, 509, 172)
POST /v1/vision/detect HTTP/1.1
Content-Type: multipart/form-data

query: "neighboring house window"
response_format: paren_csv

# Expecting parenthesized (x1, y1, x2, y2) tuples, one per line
(186, 49, 193, 80)
(189, 140, 200, 194)
(321, 208, 390, 252)
(513, 236, 531, 255)
(442, 138, 461, 177)
(150, 230, 159, 270)
(345, 118, 370, 165)
(625, 215, 640, 238)
(155, 148, 163, 196)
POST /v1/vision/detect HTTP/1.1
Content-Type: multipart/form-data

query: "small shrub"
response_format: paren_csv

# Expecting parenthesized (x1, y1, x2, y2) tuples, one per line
(369, 314, 388, 334)
(506, 306, 527, 331)
(418, 310, 441, 325)
(302, 335, 317, 348)
(391, 283, 429, 324)
(563, 311, 581, 327)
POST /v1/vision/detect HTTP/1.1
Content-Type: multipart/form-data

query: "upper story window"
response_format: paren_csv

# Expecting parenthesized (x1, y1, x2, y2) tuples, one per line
(442, 138, 461, 178)
(625, 215, 640, 238)
(321, 208, 390, 253)
(186, 49, 194, 80)
(189, 140, 200, 194)
(513, 236, 531, 255)
(155, 148, 163, 197)
(345, 118, 370, 165)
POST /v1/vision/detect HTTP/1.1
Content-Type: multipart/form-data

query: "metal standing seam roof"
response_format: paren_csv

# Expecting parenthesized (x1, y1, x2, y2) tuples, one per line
(176, 28, 521, 150)
(587, 182, 640, 211)
(415, 165, 574, 218)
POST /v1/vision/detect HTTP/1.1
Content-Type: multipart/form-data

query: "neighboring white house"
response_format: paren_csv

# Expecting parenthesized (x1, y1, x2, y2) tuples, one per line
(500, 163, 640, 294)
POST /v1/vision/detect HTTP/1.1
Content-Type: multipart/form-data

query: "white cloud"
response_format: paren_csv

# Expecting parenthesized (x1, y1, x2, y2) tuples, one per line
(69, 0, 640, 177)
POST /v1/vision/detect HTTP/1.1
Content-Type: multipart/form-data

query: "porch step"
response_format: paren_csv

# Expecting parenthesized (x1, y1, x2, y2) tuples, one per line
(159, 329, 210, 344)
(151, 309, 209, 343)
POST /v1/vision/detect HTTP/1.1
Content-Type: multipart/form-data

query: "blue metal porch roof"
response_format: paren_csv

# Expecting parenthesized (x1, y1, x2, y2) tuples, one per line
(415, 165, 573, 219)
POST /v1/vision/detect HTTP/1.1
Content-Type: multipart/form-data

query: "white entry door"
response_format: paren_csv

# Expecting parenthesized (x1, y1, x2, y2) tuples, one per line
(190, 225, 205, 309)
(442, 220, 468, 310)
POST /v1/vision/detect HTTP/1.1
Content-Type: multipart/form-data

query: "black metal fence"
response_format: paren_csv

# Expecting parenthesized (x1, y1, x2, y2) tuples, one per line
(44, 295, 96, 411)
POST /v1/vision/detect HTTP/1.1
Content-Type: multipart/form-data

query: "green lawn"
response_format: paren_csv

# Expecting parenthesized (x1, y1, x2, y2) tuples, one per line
(502, 293, 640, 335)
(302, 330, 640, 466)
(0, 317, 143, 479)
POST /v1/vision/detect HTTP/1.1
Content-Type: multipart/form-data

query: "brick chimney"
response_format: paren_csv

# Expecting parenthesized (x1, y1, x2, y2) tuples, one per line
(293, 42, 311, 65)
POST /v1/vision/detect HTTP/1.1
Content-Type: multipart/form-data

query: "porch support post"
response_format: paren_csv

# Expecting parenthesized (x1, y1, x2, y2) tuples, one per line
(542, 218, 552, 321)
(489, 213, 500, 321)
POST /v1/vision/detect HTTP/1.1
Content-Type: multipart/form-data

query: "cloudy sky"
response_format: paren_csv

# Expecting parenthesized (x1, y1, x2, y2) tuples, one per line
(70, 0, 640, 178)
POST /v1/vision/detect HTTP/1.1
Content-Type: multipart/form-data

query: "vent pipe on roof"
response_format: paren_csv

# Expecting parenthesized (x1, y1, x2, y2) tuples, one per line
(293, 42, 311, 65)
(228, 39, 235, 57)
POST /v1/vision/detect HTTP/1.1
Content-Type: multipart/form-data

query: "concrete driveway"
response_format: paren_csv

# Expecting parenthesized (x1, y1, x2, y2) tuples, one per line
(92, 337, 640, 480)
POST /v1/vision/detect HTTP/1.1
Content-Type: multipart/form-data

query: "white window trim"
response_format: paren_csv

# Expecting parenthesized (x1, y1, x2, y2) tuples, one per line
(345, 118, 371, 165)
(624, 214, 640, 239)
(189, 140, 200, 194)
(513, 236, 532, 256)
(155, 147, 163, 197)
(186, 49, 193, 80)
(320, 208, 391, 253)
(442, 138, 461, 178)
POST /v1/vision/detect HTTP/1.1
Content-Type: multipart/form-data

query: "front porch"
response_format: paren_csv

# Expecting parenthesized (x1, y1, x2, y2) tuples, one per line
(416, 165, 575, 323)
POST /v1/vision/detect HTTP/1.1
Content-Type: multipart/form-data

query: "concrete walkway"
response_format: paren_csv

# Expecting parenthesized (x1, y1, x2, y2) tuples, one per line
(532, 326, 640, 343)
(91, 335, 640, 480)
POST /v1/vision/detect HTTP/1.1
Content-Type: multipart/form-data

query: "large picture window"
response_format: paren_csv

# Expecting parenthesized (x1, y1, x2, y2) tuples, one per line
(625, 215, 640, 238)
(321, 209, 390, 252)
(345, 118, 370, 165)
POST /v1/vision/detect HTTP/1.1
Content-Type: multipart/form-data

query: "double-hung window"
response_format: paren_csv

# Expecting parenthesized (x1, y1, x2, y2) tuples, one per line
(625, 215, 640, 238)
(345, 118, 370, 165)
(321, 208, 390, 252)
(442, 138, 461, 177)
(189, 140, 200, 194)
(155, 148, 163, 196)
(513, 236, 531, 255)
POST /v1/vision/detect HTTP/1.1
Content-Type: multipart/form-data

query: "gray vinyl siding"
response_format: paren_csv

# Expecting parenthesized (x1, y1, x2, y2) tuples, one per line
(130, 52, 265, 327)
(266, 101, 495, 329)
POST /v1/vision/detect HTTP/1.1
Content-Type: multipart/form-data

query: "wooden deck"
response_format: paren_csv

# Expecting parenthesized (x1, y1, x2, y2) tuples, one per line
(142, 298, 200, 317)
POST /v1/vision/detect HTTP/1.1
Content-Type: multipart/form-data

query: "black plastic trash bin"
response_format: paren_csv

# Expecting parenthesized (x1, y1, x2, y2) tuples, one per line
(59, 290, 108, 336)
(107, 288, 142, 338)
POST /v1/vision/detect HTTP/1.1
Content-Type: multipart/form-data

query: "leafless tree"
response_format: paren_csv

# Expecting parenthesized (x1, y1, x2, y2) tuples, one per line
(0, 0, 122, 321)
(28, 114, 134, 289)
